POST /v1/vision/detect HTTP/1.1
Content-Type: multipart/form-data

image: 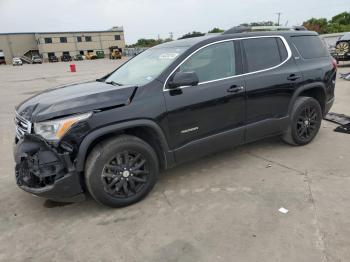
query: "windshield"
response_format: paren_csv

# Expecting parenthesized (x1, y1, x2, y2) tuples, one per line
(105, 46, 187, 86)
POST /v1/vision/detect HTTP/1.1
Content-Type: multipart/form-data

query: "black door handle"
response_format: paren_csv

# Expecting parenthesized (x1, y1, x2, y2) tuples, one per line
(227, 85, 244, 93)
(287, 74, 301, 81)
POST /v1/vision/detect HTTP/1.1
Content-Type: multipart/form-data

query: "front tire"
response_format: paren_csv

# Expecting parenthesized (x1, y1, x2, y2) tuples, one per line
(283, 96, 322, 145)
(85, 135, 159, 207)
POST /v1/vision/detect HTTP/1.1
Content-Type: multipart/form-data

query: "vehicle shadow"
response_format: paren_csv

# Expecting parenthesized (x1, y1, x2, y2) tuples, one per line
(68, 136, 286, 210)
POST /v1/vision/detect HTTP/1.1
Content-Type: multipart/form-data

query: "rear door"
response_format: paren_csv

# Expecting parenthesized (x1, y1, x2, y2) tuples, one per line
(290, 35, 336, 105)
(163, 40, 246, 163)
(242, 36, 303, 142)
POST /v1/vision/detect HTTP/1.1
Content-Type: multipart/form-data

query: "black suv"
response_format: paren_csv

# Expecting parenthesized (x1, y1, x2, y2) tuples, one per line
(48, 55, 58, 63)
(14, 31, 336, 207)
(61, 54, 72, 62)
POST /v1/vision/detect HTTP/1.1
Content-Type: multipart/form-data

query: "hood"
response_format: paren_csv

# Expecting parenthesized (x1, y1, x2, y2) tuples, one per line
(16, 81, 137, 122)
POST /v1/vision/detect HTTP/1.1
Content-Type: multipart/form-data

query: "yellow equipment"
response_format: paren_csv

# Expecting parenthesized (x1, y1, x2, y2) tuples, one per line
(109, 46, 122, 59)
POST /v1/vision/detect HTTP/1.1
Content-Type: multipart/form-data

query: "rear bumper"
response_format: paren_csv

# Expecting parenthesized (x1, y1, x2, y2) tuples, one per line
(14, 134, 85, 202)
(333, 53, 350, 61)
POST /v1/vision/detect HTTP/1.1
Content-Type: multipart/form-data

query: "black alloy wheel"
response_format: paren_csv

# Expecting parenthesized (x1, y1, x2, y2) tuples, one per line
(101, 151, 149, 198)
(85, 135, 159, 207)
(283, 96, 322, 145)
(295, 105, 319, 141)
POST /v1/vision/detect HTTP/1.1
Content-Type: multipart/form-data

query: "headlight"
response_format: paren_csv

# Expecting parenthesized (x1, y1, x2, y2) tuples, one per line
(34, 112, 92, 141)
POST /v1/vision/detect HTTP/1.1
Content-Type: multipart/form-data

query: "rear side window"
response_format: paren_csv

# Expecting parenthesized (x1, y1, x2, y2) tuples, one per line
(292, 35, 329, 59)
(243, 37, 285, 72)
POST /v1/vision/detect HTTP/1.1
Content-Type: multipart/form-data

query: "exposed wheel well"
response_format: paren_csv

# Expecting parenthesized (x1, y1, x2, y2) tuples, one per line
(298, 87, 326, 114)
(83, 126, 166, 171)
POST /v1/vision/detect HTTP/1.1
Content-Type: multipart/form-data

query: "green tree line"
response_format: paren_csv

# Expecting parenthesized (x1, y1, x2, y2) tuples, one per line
(303, 12, 350, 34)
(128, 11, 350, 47)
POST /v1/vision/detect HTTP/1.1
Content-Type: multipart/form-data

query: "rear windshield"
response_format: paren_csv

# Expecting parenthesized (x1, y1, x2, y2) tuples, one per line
(291, 35, 329, 59)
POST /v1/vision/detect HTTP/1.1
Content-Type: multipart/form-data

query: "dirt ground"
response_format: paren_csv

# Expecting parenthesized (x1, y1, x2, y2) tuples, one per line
(0, 59, 350, 262)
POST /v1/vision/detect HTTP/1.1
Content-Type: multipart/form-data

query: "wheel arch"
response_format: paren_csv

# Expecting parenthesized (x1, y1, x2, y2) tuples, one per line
(75, 120, 174, 172)
(288, 83, 327, 117)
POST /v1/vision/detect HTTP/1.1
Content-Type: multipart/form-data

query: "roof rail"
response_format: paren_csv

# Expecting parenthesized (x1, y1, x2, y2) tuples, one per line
(223, 25, 307, 35)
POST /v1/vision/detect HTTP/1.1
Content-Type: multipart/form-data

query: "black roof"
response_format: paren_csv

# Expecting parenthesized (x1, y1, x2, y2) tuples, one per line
(154, 35, 215, 48)
(156, 30, 318, 49)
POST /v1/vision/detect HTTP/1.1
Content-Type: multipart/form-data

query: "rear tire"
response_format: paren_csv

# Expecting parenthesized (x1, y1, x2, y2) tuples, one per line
(85, 135, 159, 207)
(283, 96, 322, 146)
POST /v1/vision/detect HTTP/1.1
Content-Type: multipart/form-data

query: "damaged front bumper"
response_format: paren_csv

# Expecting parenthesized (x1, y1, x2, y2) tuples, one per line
(13, 134, 85, 202)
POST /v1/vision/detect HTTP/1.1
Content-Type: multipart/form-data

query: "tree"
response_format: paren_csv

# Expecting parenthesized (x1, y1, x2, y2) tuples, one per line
(240, 21, 278, 27)
(301, 11, 350, 34)
(178, 31, 205, 39)
(327, 12, 350, 33)
(331, 12, 350, 25)
(208, 27, 225, 33)
(302, 18, 328, 34)
(127, 38, 172, 48)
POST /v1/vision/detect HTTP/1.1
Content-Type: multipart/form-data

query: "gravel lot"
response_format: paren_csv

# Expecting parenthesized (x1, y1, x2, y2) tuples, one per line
(0, 59, 350, 262)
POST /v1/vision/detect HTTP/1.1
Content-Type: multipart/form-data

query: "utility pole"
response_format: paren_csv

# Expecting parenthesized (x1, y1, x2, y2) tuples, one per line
(169, 32, 173, 40)
(276, 12, 282, 26)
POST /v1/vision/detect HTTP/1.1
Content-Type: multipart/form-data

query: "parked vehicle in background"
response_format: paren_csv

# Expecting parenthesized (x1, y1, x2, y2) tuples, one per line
(73, 54, 83, 61)
(48, 55, 58, 62)
(12, 57, 23, 66)
(85, 51, 97, 60)
(96, 50, 105, 59)
(13, 30, 336, 207)
(61, 54, 72, 62)
(31, 55, 42, 64)
(0, 50, 6, 65)
(333, 33, 350, 63)
(109, 46, 122, 59)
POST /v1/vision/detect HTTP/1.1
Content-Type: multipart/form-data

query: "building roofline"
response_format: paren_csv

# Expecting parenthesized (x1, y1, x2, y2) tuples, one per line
(0, 32, 36, 35)
(0, 28, 123, 36)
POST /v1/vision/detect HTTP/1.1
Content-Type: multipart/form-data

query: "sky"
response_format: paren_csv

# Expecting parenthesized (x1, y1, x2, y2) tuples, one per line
(0, 0, 349, 44)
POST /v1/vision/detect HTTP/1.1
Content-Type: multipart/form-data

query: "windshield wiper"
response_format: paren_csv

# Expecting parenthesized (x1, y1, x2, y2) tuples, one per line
(105, 80, 123, 86)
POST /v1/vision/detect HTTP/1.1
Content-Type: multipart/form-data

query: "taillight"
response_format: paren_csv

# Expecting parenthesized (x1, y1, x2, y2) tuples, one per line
(332, 58, 338, 70)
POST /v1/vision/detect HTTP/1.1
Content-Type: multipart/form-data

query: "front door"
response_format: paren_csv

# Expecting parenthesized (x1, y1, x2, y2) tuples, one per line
(163, 40, 246, 163)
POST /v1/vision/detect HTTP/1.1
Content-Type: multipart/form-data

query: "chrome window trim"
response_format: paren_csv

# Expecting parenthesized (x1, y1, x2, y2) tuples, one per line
(163, 35, 292, 91)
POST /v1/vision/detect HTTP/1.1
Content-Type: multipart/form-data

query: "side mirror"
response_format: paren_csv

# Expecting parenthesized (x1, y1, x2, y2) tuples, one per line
(168, 71, 199, 89)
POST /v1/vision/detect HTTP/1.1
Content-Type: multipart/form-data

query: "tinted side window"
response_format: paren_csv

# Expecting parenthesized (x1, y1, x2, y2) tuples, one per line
(292, 35, 329, 59)
(179, 41, 235, 82)
(243, 37, 282, 72)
